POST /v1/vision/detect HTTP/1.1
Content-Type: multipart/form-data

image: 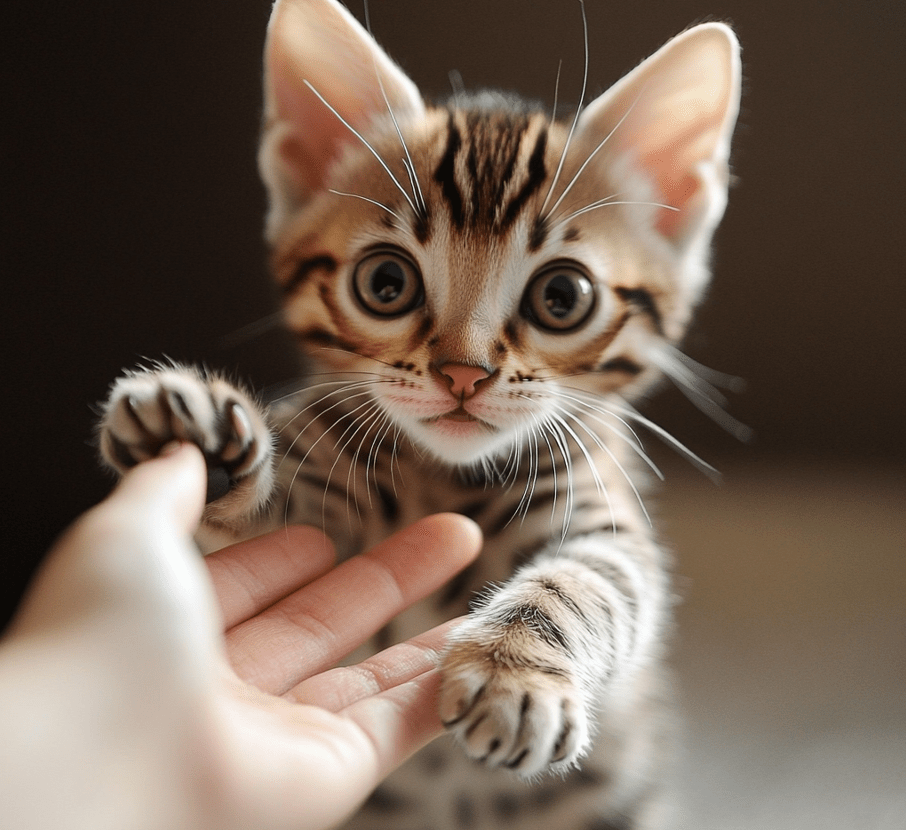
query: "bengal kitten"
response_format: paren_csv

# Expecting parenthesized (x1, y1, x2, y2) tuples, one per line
(98, 1, 741, 827)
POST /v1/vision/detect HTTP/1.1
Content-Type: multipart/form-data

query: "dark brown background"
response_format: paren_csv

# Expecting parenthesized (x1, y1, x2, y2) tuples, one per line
(4, 0, 904, 626)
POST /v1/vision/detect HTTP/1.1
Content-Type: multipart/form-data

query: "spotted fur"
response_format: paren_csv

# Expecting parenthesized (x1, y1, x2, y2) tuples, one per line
(99, 1, 741, 827)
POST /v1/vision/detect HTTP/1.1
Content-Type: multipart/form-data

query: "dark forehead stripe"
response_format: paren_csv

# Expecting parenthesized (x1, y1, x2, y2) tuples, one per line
(614, 286, 663, 334)
(433, 106, 548, 234)
(433, 113, 465, 229)
(280, 254, 337, 296)
(502, 127, 548, 230)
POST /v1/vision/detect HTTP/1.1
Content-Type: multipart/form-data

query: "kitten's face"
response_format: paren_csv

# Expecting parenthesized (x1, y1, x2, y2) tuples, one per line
(273, 107, 672, 465)
(260, 0, 740, 467)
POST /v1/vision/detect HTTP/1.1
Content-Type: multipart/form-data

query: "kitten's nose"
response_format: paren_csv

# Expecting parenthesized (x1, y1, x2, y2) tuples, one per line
(439, 363, 491, 398)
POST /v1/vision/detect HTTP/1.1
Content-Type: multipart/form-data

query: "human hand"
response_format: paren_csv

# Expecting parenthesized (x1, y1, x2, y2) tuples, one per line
(0, 443, 481, 830)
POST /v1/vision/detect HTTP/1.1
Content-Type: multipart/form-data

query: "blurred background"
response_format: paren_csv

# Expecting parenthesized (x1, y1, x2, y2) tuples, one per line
(4, 0, 903, 825)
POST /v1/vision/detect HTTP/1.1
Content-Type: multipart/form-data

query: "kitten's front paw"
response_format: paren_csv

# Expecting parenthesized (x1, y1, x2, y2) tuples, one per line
(439, 622, 591, 777)
(98, 364, 274, 522)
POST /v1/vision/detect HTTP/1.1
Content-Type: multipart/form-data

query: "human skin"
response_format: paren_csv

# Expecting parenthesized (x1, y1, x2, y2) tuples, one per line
(0, 443, 482, 830)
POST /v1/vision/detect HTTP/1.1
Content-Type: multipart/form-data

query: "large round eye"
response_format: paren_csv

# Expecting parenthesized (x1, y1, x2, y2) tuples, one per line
(353, 251, 424, 317)
(522, 264, 595, 331)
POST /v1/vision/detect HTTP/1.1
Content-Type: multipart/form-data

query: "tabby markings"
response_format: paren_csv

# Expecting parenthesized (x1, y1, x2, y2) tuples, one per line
(280, 254, 337, 296)
(614, 286, 663, 333)
(433, 109, 549, 235)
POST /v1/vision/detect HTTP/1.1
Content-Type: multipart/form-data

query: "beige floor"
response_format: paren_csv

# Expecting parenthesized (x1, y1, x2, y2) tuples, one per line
(659, 458, 906, 829)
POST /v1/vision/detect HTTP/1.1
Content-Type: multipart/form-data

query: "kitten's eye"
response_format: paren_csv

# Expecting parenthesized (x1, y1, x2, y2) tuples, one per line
(522, 264, 595, 331)
(353, 251, 424, 317)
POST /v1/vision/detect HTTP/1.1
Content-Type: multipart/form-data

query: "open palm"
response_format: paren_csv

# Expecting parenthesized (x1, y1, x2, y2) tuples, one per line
(0, 444, 481, 830)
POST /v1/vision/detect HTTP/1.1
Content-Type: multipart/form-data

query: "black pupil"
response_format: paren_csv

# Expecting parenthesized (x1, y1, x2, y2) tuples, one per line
(371, 261, 405, 303)
(544, 274, 577, 318)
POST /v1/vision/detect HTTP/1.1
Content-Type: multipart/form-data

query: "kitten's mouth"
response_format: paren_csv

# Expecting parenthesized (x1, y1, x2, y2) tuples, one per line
(424, 406, 496, 430)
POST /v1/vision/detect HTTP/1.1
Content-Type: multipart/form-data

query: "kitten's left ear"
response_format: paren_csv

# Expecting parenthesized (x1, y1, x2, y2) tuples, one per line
(259, 0, 425, 239)
(577, 23, 741, 253)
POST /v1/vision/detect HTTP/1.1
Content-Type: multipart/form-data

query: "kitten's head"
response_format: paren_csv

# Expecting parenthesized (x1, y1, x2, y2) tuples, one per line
(258, 0, 741, 466)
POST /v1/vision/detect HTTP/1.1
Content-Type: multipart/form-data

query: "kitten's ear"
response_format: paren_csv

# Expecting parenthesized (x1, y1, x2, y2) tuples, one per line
(259, 0, 425, 237)
(577, 23, 740, 251)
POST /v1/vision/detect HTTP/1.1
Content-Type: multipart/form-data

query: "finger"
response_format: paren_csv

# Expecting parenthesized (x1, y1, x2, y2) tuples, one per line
(105, 441, 208, 536)
(226, 513, 482, 695)
(286, 618, 463, 709)
(339, 667, 446, 794)
(207, 525, 335, 629)
(11, 442, 212, 636)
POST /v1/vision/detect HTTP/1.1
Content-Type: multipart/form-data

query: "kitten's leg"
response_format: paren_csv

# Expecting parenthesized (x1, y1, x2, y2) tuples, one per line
(439, 530, 666, 778)
(98, 364, 275, 533)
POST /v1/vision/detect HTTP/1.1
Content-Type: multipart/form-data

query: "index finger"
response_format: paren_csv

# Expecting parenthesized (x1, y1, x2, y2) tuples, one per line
(225, 513, 482, 695)
(206, 525, 336, 629)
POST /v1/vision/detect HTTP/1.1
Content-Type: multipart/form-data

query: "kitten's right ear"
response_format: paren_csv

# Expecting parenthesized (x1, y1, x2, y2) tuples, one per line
(259, 0, 425, 239)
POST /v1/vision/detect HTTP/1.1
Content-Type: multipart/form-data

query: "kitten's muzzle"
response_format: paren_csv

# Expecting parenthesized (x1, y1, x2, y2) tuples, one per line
(436, 362, 495, 399)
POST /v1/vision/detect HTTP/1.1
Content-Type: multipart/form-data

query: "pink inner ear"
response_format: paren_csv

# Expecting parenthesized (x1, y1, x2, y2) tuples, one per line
(272, 66, 356, 194)
(653, 170, 699, 238)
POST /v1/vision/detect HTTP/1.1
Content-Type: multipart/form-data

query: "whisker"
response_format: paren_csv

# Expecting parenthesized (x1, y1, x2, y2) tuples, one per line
(328, 189, 404, 222)
(278, 381, 385, 435)
(506, 424, 536, 524)
(538, 0, 589, 219)
(303, 80, 419, 216)
(323, 400, 381, 526)
(550, 58, 563, 123)
(650, 346, 753, 442)
(544, 416, 575, 545)
(363, 0, 426, 216)
(546, 388, 663, 480)
(549, 411, 617, 533)
(557, 197, 679, 226)
(267, 373, 384, 405)
(448, 69, 466, 105)
(280, 390, 381, 528)
(217, 312, 285, 349)
(667, 346, 747, 393)
(610, 398, 721, 481)
(367, 412, 395, 499)
(343, 404, 385, 523)
(556, 404, 652, 527)
(543, 90, 648, 224)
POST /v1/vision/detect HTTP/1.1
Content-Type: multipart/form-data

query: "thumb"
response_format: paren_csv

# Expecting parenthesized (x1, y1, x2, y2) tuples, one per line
(10, 443, 212, 636)
(108, 441, 208, 537)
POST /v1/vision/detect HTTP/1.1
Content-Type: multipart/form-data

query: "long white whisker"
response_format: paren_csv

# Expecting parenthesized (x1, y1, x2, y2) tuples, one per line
(650, 347, 752, 441)
(667, 346, 747, 393)
(278, 387, 379, 476)
(547, 389, 664, 480)
(543, 91, 646, 223)
(328, 189, 404, 222)
(344, 404, 385, 522)
(365, 411, 395, 505)
(551, 58, 563, 124)
(610, 398, 721, 480)
(362, 1, 426, 216)
(268, 374, 383, 405)
(303, 80, 419, 216)
(558, 198, 679, 226)
(538, 0, 589, 219)
(322, 401, 380, 525)
(278, 382, 385, 436)
(544, 417, 575, 545)
(507, 425, 536, 524)
(557, 405, 652, 527)
(549, 411, 616, 533)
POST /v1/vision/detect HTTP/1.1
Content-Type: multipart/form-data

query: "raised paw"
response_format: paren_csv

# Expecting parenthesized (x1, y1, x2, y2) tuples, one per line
(439, 622, 591, 777)
(98, 364, 274, 522)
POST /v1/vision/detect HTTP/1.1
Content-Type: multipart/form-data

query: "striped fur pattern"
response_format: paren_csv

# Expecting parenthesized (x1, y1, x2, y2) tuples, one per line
(99, 1, 741, 827)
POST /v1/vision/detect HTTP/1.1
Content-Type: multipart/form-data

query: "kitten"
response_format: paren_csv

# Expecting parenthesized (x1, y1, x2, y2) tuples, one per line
(99, 0, 741, 827)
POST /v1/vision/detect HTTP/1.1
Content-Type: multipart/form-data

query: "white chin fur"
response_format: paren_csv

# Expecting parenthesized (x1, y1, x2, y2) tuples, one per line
(402, 418, 517, 467)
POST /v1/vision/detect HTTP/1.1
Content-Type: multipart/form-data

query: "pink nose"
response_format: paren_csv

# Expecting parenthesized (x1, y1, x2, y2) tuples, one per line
(440, 363, 491, 398)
